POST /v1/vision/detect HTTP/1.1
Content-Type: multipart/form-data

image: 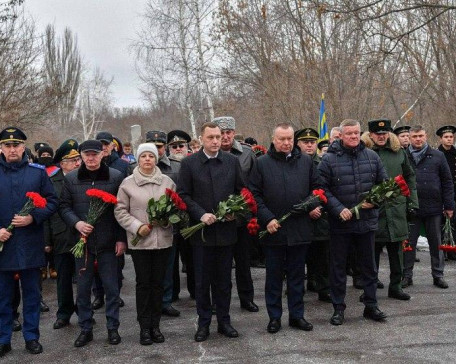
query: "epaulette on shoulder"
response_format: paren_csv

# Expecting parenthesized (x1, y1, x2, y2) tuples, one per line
(28, 163, 45, 170)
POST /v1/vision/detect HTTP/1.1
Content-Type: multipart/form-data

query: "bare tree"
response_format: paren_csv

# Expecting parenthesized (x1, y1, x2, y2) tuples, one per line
(73, 69, 113, 140)
(44, 24, 82, 127)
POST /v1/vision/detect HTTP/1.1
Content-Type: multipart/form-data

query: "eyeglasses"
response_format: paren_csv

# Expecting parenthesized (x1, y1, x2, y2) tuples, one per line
(63, 157, 81, 163)
(171, 144, 186, 149)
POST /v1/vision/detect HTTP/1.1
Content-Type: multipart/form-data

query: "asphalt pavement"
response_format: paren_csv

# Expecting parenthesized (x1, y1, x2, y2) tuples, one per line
(3, 249, 456, 363)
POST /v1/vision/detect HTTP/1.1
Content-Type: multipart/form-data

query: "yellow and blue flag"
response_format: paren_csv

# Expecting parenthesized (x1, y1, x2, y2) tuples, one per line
(318, 93, 328, 141)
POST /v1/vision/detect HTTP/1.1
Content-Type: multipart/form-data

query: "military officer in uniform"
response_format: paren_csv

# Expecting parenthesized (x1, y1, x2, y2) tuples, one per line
(362, 119, 418, 300)
(393, 125, 411, 149)
(295, 128, 331, 303)
(0, 127, 58, 356)
(47, 139, 82, 329)
(436, 125, 456, 260)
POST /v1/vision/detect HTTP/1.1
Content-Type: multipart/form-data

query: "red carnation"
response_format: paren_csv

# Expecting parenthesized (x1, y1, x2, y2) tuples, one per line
(25, 192, 47, 209)
(312, 189, 327, 204)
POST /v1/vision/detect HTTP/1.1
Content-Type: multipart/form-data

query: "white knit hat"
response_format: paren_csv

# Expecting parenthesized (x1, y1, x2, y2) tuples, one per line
(136, 143, 158, 161)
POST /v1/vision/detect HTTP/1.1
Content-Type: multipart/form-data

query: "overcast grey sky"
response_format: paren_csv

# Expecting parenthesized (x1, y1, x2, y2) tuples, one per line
(25, 0, 147, 108)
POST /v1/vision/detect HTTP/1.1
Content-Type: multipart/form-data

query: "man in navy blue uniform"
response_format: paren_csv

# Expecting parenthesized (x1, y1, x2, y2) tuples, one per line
(0, 127, 58, 356)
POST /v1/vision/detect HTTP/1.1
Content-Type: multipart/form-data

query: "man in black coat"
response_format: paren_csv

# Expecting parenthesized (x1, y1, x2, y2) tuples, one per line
(91, 131, 129, 310)
(318, 119, 388, 326)
(59, 140, 127, 348)
(250, 122, 320, 334)
(437, 125, 456, 260)
(402, 125, 454, 288)
(177, 122, 244, 342)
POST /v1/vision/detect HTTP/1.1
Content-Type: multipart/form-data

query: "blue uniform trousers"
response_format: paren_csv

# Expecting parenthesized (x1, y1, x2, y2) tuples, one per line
(0, 268, 41, 343)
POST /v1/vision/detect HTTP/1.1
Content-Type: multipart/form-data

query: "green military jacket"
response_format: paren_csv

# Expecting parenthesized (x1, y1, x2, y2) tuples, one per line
(362, 132, 419, 242)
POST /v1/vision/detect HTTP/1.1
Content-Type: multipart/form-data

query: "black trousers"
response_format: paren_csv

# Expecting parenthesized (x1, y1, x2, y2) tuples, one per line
(131, 248, 171, 329)
(233, 226, 254, 303)
(306, 240, 330, 294)
(54, 253, 77, 321)
(193, 245, 233, 327)
(330, 231, 378, 310)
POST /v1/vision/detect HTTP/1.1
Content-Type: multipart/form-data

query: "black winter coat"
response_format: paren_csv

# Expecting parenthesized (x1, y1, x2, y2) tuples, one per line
(44, 169, 76, 254)
(406, 145, 455, 216)
(318, 140, 388, 234)
(177, 149, 244, 246)
(249, 145, 321, 246)
(59, 162, 127, 254)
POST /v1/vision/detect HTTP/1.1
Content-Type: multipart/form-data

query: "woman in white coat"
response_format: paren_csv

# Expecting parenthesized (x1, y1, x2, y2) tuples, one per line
(115, 143, 175, 345)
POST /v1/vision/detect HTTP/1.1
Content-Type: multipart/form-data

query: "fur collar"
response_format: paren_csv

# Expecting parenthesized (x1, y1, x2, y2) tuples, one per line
(361, 131, 401, 152)
(77, 162, 110, 181)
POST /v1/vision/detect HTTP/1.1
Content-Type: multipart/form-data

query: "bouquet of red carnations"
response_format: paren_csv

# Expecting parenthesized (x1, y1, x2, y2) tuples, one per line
(180, 188, 257, 240)
(258, 189, 327, 239)
(70, 189, 118, 258)
(252, 145, 268, 157)
(349, 175, 411, 220)
(0, 192, 48, 252)
(439, 216, 456, 252)
(130, 188, 188, 246)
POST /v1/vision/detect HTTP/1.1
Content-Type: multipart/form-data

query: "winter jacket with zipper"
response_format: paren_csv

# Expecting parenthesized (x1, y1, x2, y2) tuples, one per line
(318, 139, 388, 234)
(59, 162, 127, 254)
(405, 144, 454, 216)
(249, 145, 321, 246)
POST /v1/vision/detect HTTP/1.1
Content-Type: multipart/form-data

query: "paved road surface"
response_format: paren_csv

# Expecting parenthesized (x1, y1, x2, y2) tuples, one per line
(3, 249, 456, 363)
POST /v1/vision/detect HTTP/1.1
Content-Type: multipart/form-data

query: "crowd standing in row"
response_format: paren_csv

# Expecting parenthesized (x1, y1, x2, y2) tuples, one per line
(0, 116, 454, 356)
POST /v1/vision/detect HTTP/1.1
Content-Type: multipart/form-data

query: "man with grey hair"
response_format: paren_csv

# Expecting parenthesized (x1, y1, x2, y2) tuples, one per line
(318, 119, 388, 326)
(402, 125, 454, 289)
(213, 116, 258, 313)
(330, 127, 342, 143)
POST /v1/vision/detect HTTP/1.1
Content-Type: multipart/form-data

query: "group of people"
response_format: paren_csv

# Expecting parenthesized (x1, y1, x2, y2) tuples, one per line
(0, 115, 454, 357)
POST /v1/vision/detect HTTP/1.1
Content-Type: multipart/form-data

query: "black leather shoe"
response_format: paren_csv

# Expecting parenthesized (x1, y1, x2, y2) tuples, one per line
(434, 277, 449, 289)
(330, 310, 344, 326)
(74, 331, 93, 347)
(91, 297, 104, 310)
(318, 292, 332, 303)
(108, 329, 121, 345)
(377, 280, 384, 289)
(40, 300, 49, 313)
(118, 297, 125, 308)
(53, 318, 69, 329)
(151, 328, 165, 343)
(194, 326, 210, 342)
(162, 306, 181, 317)
(289, 318, 313, 331)
(363, 306, 387, 321)
(401, 277, 413, 288)
(415, 257, 420, 262)
(12, 318, 22, 331)
(140, 329, 153, 345)
(267, 319, 281, 333)
(388, 290, 411, 300)
(240, 301, 259, 312)
(25, 340, 43, 354)
(0, 343, 11, 357)
(217, 323, 239, 338)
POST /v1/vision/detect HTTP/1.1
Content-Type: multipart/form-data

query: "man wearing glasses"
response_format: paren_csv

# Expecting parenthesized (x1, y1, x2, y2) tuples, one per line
(46, 139, 82, 330)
